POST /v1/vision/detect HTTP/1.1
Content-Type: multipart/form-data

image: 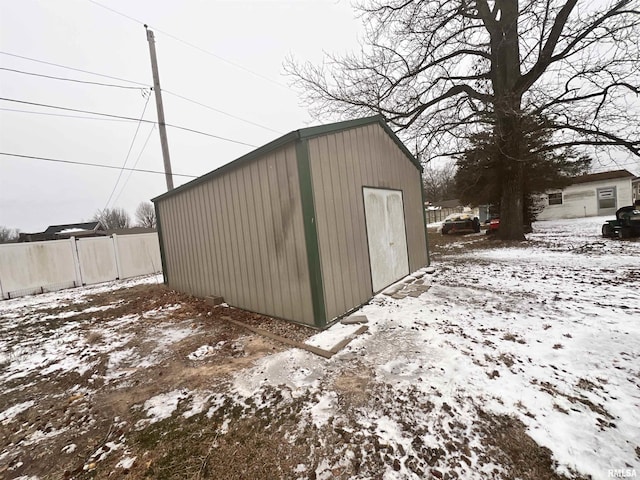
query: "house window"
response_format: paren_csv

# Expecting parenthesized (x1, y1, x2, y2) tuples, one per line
(598, 187, 616, 210)
(548, 192, 562, 205)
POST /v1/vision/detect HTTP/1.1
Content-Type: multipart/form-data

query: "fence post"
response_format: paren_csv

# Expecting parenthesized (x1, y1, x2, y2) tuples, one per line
(112, 234, 122, 280)
(70, 237, 83, 287)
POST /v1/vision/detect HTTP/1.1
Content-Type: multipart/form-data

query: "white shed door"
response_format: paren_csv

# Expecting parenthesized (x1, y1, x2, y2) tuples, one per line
(363, 188, 410, 292)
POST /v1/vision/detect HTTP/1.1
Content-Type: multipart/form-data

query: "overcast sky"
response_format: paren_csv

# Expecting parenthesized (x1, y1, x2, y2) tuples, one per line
(0, 0, 363, 232)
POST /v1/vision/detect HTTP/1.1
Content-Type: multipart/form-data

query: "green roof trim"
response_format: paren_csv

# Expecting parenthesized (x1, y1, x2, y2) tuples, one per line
(152, 115, 421, 203)
(154, 201, 169, 285)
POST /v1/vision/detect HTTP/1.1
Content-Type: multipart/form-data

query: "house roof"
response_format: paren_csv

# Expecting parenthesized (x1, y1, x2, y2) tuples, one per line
(153, 115, 420, 203)
(43, 221, 102, 234)
(571, 169, 635, 185)
(104, 227, 156, 235)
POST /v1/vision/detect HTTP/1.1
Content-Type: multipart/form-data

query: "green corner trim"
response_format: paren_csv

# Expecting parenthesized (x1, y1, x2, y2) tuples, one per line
(295, 139, 327, 328)
(419, 175, 431, 266)
(154, 202, 169, 285)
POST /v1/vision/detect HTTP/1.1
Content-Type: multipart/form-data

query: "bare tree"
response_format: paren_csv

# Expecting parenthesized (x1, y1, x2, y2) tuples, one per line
(287, 0, 640, 239)
(135, 202, 157, 229)
(423, 162, 458, 203)
(93, 208, 131, 230)
(0, 226, 20, 243)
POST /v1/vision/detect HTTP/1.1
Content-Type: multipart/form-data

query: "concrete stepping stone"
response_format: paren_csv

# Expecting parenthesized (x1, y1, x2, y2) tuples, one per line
(340, 315, 369, 325)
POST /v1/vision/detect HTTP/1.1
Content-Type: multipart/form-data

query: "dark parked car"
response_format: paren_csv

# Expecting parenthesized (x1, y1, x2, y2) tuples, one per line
(441, 213, 481, 235)
(602, 206, 640, 238)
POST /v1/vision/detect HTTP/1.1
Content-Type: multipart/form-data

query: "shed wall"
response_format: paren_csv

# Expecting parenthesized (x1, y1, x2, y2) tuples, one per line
(156, 144, 315, 325)
(308, 123, 427, 322)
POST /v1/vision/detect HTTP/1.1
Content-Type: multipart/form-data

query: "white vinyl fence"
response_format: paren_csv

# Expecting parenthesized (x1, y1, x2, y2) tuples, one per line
(0, 233, 162, 300)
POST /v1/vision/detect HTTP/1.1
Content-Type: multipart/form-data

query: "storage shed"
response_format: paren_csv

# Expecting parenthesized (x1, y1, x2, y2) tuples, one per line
(153, 115, 429, 328)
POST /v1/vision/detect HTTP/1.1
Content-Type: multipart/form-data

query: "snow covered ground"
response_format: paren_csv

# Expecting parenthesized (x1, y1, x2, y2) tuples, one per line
(1, 216, 638, 479)
(233, 216, 639, 479)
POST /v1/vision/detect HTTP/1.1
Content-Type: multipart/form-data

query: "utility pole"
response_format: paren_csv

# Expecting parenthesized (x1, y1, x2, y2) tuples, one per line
(145, 25, 174, 191)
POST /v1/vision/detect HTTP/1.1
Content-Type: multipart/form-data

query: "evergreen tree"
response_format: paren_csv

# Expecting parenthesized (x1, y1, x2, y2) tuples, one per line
(455, 115, 591, 226)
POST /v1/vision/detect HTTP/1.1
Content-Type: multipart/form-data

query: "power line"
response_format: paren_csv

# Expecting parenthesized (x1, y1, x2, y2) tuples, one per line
(103, 94, 152, 211)
(0, 51, 148, 87)
(1, 51, 281, 135)
(0, 107, 138, 122)
(112, 125, 157, 205)
(86, 0, 142, 25)
(166, 122, 257, 147)
(155, 29, 289, 90)
(85, 0, 289, 89)
(0, 97, 258, 147)
(163, 89, 283, 134)
(0, 66, 148, 90)
(0, 152, 198, 178)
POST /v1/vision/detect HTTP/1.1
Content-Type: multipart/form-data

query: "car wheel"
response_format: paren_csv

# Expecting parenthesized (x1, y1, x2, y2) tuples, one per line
(602, 224, 613, 237)
(619, 227, 631, 239)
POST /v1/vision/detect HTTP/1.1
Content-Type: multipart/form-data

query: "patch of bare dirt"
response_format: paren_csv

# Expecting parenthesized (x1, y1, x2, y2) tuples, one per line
(0, 283, 314, 480)
(427, 228, 527, 259)
(476, 410, 589, 480)
(332, 366, 372, 407)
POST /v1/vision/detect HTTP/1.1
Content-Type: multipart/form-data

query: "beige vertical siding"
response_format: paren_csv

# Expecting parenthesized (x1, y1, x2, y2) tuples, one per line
(156, 144, 314, 325)
(308, 123, 427, 322)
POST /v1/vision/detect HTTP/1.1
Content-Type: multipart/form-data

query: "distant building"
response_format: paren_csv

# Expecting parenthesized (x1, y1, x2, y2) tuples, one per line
(18, 223, 158, 243)
(537, 169, 636, 220)
(19, 221, 105, 242)
(104, 227, 157, 236)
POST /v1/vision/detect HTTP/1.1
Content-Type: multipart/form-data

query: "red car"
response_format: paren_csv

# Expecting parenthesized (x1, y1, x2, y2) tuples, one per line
(486, 217, 533, 234)
(487, 217, 500, 234)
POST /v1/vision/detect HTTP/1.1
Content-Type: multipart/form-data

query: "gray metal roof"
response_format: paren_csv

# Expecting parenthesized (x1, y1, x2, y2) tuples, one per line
(43, 221, 103, 234)
(571, 169, 635, 185)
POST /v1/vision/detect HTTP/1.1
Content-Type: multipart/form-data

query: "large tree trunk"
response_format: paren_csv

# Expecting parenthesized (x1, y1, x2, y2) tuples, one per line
(498, 160, 526, 240)
(495, 109, 526, 241)
(491, 0, 525, 241)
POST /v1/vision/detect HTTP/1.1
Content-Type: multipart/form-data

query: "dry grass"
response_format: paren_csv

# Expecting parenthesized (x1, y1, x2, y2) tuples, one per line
(118, 389, 313, 480)
(476, 410, 588, 480)
(0, 283, 315, 480)
(2, 255, 599, 480)
(85, 330, 103, 344)
(427, 227, 529, 259)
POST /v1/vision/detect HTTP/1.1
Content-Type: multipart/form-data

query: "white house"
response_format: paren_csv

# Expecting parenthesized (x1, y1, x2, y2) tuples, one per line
(537, 169, 636, 220)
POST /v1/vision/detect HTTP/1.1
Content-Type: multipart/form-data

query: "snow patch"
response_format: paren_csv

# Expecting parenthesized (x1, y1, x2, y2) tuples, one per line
(138, 389, 190, 426)
(0, 400, 35, 425)
(308, 392, 338, 428)
(116, 456, 136, 470)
